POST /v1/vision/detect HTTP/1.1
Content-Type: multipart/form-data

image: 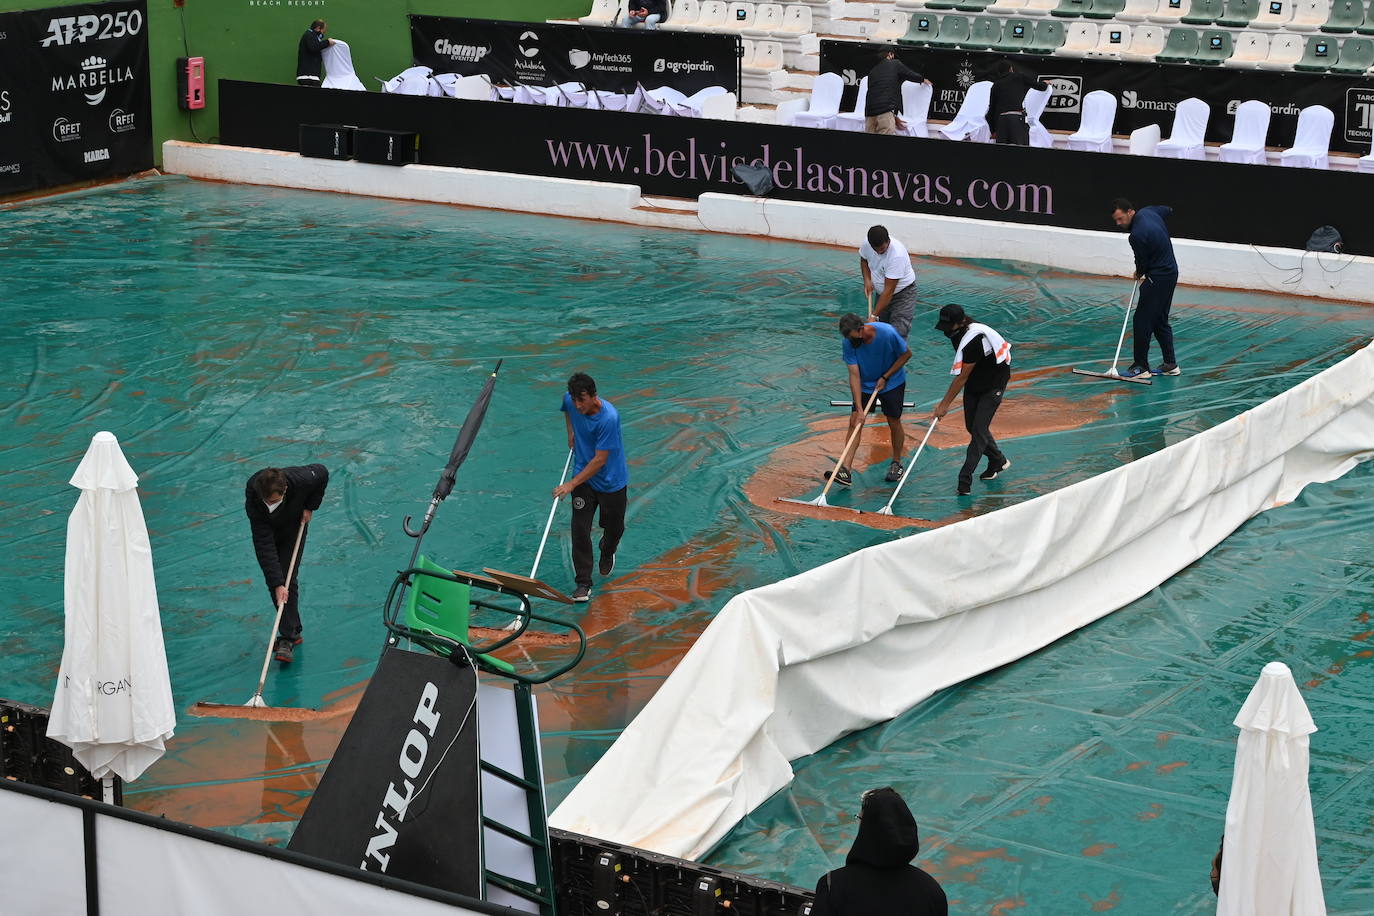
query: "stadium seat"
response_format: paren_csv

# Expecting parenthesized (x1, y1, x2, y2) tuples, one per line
(1155, 96, 1210, 158)
(1129, 123, 1162, 153)
(1358, 135, 1374, 172)
(725, 2, 757, 31)
(873, 9, 913, 39)
(956, 0, 996, 12)
(739, 36, 756, 65)
(900, 80, 934, 137)
(1148, 0, 1190, 23)
(965, 16, 1005, 46)
(1060, 20, 1101, 53)
(1029, 17, 1067, 48)
(750, 39, 786, 70)
(776, 4, 813, 35)
(1256, 31, 1305, 66)
(928, 13, 972, 43)
(788, 71, 844, 127)
(581, 0, 624, 25)
(1194, 29, 1235, 62)
(1025, 86, 1055, 145)
(661, 0, 700, 27)
(1293, 34, 1336, 69)
(938, 80, 993, 140)
(1250, 0, 1293, 27)
(685, 0, 729, 30)
(895, 0, 926, 10)
(1066, 89, 1118, 151)
(1217, 0, 1259, 24)
(987, 0, 1030, 14)
(925, 0, 959, 10)
(995, 17, 1037, 46)
(1224, 30, 1270, 65)
(1286, 0, 1327, 30)
(1362, 0, 1374, 32)
(745, 2, 785, 33)
(1052, 0, 1093, 16)
(1119, 0, 1159, 18)
(1218, 99, 1272, 163)
(1087, 0, 1128, 17)
(1122, 23, 1167, 56)
(1182, 0, 1221, 23)
(901, 12, 941, 42)
(1157, 26, 1201, 60)
(1321, 0, 1365, 31)
(1280, 104, 1333, 167)
(1332, 35, 1374, 70)
(1023, 0, 1063, 13)
(1087, 23, 1132, 54)
(835, 77, 869, 130)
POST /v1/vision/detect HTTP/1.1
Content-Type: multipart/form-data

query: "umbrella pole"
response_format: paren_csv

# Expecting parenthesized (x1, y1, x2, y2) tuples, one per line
(503, 449, 574, 632)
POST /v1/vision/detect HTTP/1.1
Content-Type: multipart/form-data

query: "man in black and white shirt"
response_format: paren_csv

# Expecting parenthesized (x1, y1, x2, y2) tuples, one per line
(931, 305, 1012, 496)
(297, 19, 335, 88)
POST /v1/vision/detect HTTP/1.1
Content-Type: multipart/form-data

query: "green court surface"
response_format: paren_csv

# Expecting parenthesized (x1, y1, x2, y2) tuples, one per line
(1, 177, 1370, 913)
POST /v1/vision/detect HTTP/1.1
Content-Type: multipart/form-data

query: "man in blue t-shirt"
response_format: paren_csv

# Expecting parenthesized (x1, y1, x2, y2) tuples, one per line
(554, 372, 629, 602)
(834, 314, 912, 487)
(1112, 198, 1180, 379)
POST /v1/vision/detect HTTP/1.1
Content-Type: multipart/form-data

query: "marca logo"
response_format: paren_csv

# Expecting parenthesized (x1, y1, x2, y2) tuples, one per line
(518, 30, 539, 58)
(109, 108, 135, 132)
(1044, 76, 1082, 114)
(52, 56, 134, 107)
(40, 10, 144, 47)
(52, 117, 81, 142)
(1121, 90, 1175, 112)
(432, 38, 489, 62)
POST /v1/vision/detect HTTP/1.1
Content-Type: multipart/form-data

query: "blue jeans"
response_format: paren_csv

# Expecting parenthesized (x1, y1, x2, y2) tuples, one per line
(621, 13, 661, 27)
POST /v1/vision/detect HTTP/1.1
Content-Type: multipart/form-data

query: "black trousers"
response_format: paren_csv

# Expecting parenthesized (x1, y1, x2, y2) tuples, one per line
(959, 386, 1007, 486)
(1133, 271, 1178, 369)
(266, 527, 307, 640)
(571, 483, 627, 588)
(995, 111, 1030, 146)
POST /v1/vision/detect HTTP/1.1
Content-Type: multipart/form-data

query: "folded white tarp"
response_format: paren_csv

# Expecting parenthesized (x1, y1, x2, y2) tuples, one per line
(550, 339, 1374, 861)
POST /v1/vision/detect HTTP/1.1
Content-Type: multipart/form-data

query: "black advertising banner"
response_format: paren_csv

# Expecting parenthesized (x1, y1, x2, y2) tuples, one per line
(0, 0, 152, 196)
(289, 647, 482, 897)
(821, 40, 1373, 154)
(220, 79, 1369, 253)
(410, 15, 739, 96)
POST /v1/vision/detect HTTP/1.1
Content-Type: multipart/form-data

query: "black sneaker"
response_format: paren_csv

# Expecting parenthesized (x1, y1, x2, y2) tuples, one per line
(979, 458, 1011, 481)
(824, 466, 853, 487)
(572, 585, 592, 603)
(957, 482, 972, 496)
(273, 637, 294, 663)
(1151, 363, 1181, 376)
(598, 539, 616, 577)
(884, 461, 905, 483)
(1119, 365, 1150, 379)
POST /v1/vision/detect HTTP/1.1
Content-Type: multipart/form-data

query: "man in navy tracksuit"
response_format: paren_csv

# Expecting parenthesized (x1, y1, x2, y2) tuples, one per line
(1111, 198, 1180, 378)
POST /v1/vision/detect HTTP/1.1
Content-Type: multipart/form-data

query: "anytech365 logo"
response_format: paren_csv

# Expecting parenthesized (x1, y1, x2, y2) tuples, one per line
(52, 117, 81, 142)
(52, 56, 134, 106)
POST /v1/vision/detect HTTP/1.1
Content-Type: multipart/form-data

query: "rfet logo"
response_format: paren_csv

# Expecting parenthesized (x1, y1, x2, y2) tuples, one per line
(518, 30, 539, 58)
(109, 108, 135, 132)
(1044, 76, 1083, 114)
(52, 117, 81, 142)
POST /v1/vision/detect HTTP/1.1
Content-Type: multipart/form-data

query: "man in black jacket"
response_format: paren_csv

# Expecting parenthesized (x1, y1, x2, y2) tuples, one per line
(245, 464, 329, 663)
(864, 48, 930, 136)
(812, 786, 947, 915)
(297, 20, 334, 87)
(986, 58, 1049, 146)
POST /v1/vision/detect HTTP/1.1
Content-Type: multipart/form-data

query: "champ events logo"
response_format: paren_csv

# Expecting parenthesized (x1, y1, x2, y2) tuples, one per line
(52, 56, 134, 106)
(433, 38, 489, 63)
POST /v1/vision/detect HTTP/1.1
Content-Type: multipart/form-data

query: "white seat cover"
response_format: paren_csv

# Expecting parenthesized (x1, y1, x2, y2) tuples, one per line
(900, 80, 933, 137)
(938, 80, 993, 141)
(1155, 96, 1209, 159)
(1218, 99, 1271, 164)
(1066, 89, 1117, 152)
(1024, 85, 1054, 147)
(1281, 104, 1333, 168)
(791, 71, 844, 127)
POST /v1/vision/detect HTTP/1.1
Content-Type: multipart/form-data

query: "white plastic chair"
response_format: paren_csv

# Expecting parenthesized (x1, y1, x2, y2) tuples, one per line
(900, 80, 933, 137)
(748, 40, 785, 70)
(1251, 0, 1294, 27)
(835, 77, 869, 131)
(1024, 86, 1054, 147)
(739, 37, 757, 66)
(685, 0, 730, 29)
(512, 84, 553, 105)
(593, 86, 646, 111)
(382, 66, 436, 96)
(1147, 0, 1189, 22)
(938, 80, 993, 141)
(1118, 0, 1158, 20)
(1256, 32, 1303, 68)
(548, 82, 590, 107)
(744, 3, 785, 34)
(789, 71, 844, 128)
(1129, 123, 1161, 154)
(1087, 24, 1132, 56)
(662, 0, 700, 27)
(1224, 31, 1270, 66)
(1280, 105, 1333, 168)
(668, 85, 728, 116)
(643, 85, 690, 113)
(874, 9, 912, 38)
(1121, 24, 1166, 58)
(1066, 89, 1117, 152)
(1060, 21, 1100, 56)
(776, 4, 813, 34)
(581, 0, 623, 24)
(1023, 0, 1061, 14)
(1218, 99, 1271, 164)
(1155, 97, 1209, 159)
(988, 0, 1029, 14)
(1285, 0, 1325, 29)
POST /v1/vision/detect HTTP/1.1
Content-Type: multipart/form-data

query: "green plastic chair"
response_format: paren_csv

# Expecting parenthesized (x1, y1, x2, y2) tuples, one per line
(955, 0, 994, 11)
(994, 17, 1036, 50)
(925, 0, 959, 10)
(1331, 35, 1374, 70)
(1086, 0, 1127, 17)
(1157, 26, 1201, 61)
(1028, 18, 1066, 51)
(1181, 0, 1223, 22)
(1359, 0, 1374, 33)
(403, 555, 516, 673)
(1217, 0, 1259, 25)
(964, 16, 1003, 47)
(900, 12, 940, 45)
(928, 14, 971, 45)
(1320, 0, 1365, 32)
(1051, 0, 1093, 16)
(1193, 29, 1234, 62)
(1294, 34, 1336, 70)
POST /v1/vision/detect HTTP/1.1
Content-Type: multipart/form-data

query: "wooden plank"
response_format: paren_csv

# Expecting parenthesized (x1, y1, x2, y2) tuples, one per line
(482, 567, 576, 605)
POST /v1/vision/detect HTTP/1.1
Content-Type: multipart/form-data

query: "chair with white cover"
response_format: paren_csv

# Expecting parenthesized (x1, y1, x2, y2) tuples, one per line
(1358, 135, 1374, 173)
(593, 86, 646, 111)
(662, 0, 701, 27)
(744, 2, 785, 34)
(1256, 31, 1303, 67)
(448, 74, 497, 101)
(321, 40, 367, 91)
(581, 0, 624, 24)
(1024, 85, 1054, 146)
(668, 85, 729, 116)
(1280, 104, 1333, 168)
(1121, 23, 1167, 56)
(1066, 89, 1117, 151)
(1118, 0, 1158, 19)
(1129, 123, 1161, 153)
(788, 71, 845, 127)
(546, 82, 589, 107)
(900, 80, 934, 136)
(382, 66, 436, 96)
(835, 77, 869, 131)
(1154, 96, 1209, 159)
(938, 81, 993, 140)
(1059, 21, 1100, 54)
(698, 90, 739, 119)
(643, 85, 690, 113)
(1224, 30, 1269, 65)
(1217, 99, 1271, 163)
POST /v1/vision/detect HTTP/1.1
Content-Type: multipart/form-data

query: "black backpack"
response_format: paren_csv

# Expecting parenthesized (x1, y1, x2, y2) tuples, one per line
(1305, 225, 1343, 253)
(732, 159, 774, 196)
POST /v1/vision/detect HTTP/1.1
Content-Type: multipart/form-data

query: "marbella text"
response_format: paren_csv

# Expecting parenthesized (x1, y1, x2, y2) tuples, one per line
(545, 134, 1056, 214)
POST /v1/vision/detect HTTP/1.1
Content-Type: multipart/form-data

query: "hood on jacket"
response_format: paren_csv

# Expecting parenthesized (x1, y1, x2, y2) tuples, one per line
(846, 786, 920, 869)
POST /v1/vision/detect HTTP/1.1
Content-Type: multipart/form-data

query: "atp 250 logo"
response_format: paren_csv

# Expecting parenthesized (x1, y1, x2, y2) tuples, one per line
(40, 9, 144, 47)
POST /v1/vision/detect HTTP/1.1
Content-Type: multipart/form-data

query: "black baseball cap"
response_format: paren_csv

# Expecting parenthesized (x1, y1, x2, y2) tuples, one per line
(934, 304, 967, 332)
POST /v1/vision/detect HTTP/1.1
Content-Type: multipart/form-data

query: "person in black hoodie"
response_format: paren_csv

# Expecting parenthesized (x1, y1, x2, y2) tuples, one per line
(296, 20, 335, 88)
(245, 464, 329, 663)
(812, 786, 948, 915)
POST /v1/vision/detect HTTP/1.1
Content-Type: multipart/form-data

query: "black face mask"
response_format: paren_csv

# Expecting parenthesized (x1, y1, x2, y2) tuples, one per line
(943, 326, 961, 342)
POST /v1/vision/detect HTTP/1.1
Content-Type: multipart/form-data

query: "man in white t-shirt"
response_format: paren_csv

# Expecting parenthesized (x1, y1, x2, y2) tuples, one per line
(858, 225, 918, 339)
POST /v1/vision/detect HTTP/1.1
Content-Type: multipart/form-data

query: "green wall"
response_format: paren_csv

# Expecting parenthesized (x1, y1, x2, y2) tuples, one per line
(1, 0, 594, 165)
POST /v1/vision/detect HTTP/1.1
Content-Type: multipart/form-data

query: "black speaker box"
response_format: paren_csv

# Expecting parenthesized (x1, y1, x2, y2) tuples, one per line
(299, 124, 355, 160)
(354, 128, 419, 166)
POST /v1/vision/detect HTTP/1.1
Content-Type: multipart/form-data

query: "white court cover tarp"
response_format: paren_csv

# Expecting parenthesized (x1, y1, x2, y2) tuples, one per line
(1217, 662, 1327, 915)
(48, 431, 176, 782)
(551, 340, 1374, 860)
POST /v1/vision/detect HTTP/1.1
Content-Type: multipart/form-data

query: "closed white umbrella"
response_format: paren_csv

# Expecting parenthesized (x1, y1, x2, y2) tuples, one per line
(47, 431, 176, 784)
(1216, 661, 1326, 915)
